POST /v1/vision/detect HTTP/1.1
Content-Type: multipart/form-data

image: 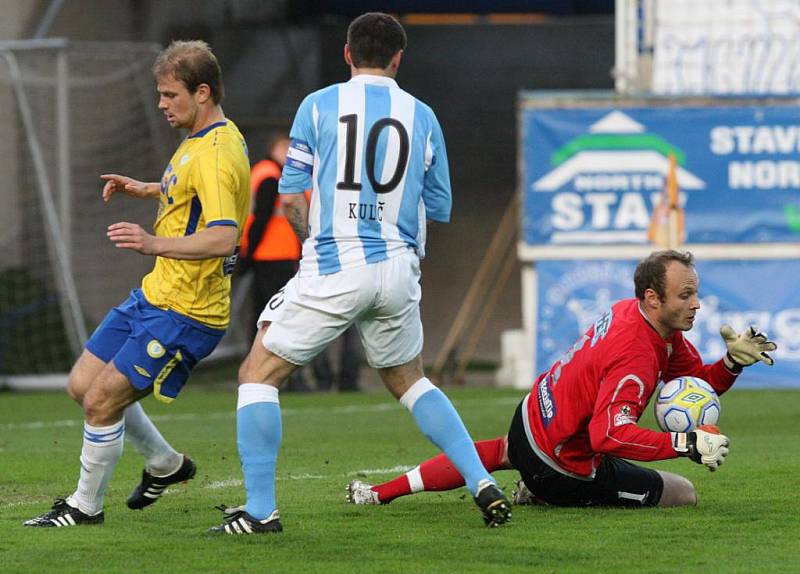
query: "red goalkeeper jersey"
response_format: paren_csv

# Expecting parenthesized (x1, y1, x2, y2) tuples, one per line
(524, 298, 738, 479)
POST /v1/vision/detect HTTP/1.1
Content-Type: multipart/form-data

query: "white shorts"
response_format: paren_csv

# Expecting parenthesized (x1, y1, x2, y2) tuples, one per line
(257, 250, 423, 369)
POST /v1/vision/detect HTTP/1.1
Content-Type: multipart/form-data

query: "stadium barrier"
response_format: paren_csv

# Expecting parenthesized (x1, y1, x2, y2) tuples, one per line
(498, 92, 800, 389)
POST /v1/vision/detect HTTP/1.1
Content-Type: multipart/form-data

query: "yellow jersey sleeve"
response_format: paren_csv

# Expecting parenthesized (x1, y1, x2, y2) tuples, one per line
(141, 120, 251, 329)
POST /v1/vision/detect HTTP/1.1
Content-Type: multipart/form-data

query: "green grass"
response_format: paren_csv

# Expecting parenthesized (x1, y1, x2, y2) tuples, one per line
(1, 387, 799, 573)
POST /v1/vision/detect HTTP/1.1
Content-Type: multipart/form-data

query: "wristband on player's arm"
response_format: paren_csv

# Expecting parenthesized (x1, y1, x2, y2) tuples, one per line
(672, 425, 730, 471)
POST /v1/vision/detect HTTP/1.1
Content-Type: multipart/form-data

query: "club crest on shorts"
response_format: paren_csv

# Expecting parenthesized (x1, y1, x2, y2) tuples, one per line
(147, 339, 166, 359)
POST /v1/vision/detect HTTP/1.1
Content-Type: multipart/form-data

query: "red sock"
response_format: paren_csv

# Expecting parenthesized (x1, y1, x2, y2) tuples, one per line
(372, 437, 507, 503)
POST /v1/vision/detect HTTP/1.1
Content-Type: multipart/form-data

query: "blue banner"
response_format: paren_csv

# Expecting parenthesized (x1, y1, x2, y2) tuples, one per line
(536, 259, 800, 388)
(522, 104, 800, 245)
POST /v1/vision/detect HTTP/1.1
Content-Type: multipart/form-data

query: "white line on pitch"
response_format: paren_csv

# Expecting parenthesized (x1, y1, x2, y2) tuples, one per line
(1, 465, 420, 508)
(1, 499, 52, 509)
(0, 397, 519, 432)
(204, 465, 415, 490)
(348, 465, 415, 476)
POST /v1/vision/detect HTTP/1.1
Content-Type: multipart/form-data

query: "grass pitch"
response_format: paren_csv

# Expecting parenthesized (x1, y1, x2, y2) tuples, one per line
(1, 384, 798, 573)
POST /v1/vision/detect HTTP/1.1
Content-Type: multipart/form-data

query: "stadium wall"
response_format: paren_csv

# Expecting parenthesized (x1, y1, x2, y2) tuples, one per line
(503, 92, 800, 389)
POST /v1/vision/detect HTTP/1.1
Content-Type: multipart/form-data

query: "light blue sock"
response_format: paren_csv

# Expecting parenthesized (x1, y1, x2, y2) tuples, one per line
(401, 378, 493, 496)
(237, 383, 281, 520)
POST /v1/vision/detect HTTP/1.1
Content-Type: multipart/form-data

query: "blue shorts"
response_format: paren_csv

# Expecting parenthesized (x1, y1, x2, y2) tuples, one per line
(85, 289, 225, 403)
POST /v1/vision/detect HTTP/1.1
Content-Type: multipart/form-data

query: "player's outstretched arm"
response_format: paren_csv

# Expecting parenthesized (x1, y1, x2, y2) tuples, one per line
(720, 325, 777, 372)
(100, 174, 160, 202)
(107, 222, 237, 259)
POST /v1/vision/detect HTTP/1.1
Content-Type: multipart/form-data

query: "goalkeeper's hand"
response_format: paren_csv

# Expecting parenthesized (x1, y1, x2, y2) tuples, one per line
(673, 425, 730, 471)
(720, 325, 777, 371)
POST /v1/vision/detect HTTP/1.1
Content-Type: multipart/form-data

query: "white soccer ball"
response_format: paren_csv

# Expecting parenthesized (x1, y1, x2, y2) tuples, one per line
(653, 376, 721, 433)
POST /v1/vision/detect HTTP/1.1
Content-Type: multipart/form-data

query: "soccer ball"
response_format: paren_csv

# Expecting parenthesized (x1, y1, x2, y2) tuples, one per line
(653, 376, 721, 432)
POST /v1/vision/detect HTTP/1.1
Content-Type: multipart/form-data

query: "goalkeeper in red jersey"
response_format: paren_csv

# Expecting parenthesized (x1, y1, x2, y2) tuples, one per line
(347, 250, 777, 508)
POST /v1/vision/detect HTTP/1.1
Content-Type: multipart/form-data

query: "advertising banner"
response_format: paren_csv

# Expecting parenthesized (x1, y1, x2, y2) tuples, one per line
(536, 259, 800, 388)
(522, 104, 800, 245)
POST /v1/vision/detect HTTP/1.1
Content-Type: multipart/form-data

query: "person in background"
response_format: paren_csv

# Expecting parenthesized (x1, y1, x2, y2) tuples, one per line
(239, 133, 310, 392)
(312, 327, 362, 392)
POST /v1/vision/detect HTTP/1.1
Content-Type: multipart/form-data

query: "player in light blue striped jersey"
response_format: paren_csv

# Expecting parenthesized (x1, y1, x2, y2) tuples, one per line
(280, 41, 449, 274)
(211, 12, 511, 535)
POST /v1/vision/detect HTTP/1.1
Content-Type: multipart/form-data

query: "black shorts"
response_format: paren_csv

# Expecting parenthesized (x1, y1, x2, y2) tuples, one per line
(506, 399, 664, 507)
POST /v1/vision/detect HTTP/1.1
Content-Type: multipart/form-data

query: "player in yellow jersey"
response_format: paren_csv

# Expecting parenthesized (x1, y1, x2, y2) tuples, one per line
(24, 41, 250, 528)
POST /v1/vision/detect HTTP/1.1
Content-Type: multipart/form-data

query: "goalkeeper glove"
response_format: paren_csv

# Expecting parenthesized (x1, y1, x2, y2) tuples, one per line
(720, 324, 777, 372)
(673, 425, 730, 471)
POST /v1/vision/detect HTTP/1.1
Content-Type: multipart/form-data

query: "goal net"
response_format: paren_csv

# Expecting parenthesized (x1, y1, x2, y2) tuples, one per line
(616, 0, 800, 95)
(0, 39, 180, 389)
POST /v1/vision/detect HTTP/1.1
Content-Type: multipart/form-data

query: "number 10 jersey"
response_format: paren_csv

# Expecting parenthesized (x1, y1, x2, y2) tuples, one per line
(279, 74, 452, 277)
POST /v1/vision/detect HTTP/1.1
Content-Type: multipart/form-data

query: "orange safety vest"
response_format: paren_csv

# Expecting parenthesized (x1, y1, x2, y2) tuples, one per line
(241, 159, 302, 261)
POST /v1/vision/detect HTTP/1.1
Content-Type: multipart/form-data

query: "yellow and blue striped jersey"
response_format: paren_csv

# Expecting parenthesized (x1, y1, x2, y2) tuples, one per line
(141, 119, 250, 329)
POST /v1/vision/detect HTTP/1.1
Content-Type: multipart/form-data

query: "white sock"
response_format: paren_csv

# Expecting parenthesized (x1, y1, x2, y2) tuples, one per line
(237, 382, 280, 409)
(406, 466, 425, 493)
(124, 402, 182, 476)
(398, 378, 437, 412)
(68, 420, 125, 515)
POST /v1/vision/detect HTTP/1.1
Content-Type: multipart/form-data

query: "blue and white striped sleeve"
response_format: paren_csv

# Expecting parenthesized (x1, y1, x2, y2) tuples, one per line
(421, 116, 452, 223)
(280, 94, 316, 195)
